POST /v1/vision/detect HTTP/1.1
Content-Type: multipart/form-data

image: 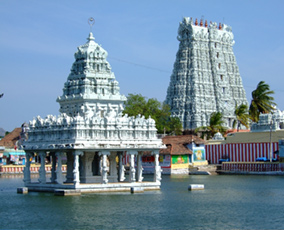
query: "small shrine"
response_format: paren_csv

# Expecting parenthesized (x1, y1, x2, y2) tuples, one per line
(21, 19, 164, 195)
(250, 110, 283, 132)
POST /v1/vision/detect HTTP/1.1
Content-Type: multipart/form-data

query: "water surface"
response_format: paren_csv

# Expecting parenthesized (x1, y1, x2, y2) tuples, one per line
(1, 174, 283, 229)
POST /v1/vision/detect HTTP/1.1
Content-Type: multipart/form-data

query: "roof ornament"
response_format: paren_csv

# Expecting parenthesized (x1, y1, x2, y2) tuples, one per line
(195, 18, 198, 25)
(87, 17, 95, 42)
(200, 15, 204, 26)
(88, 17, 95, 32)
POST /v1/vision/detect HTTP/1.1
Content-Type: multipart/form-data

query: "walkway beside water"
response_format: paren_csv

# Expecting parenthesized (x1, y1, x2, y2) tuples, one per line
(217, 162, 284, 175)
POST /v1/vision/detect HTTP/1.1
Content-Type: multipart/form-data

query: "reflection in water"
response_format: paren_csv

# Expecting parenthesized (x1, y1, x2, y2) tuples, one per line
(0, 174, 25, 179)
(0, 173, 68, 181)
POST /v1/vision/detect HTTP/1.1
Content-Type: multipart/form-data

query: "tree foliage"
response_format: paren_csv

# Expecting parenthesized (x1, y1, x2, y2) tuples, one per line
(123, 94, 182, 135)
(233, 104, 250, 131)
(249, 81, 276, 122)
(195, 112, 227, 139)
(123, 94, 147, 116)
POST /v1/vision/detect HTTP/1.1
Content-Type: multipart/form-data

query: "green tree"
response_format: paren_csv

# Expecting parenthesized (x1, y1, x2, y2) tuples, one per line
(123, 93, 147, 116)
(195, 112, 227, 139)
(154, 103, 171, 133)
(168, 117, 183, 135)
(249, 81, 276, 122)
(123, 94, 182, 134)
(233, 104, 250, 131)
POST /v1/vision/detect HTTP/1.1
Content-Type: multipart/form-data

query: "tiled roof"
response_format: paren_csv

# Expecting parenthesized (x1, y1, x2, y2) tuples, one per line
(160, 135, 206, 155)
(0, 128, 21, 148)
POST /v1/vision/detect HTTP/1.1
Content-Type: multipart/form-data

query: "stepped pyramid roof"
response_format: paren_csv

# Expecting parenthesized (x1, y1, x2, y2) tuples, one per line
(57, 32, 126, 117)
(23, 30, 164, 152)
(165, 17, 248, 130)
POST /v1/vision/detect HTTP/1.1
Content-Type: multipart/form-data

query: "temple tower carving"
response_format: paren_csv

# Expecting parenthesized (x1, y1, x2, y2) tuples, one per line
(165, 17, 248, 130)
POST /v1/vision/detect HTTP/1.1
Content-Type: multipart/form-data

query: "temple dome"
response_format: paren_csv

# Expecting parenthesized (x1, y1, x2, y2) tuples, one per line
(212, 132, 224, 140)
(57, 32, 126, 117)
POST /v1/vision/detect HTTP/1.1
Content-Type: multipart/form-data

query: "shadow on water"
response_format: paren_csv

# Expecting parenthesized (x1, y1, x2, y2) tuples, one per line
(1, 174, 284, 229)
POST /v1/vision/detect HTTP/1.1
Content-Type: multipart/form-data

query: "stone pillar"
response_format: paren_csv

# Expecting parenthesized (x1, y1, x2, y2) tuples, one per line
(65, 152, 74, 183)
(136, 152, 144, 182)
(55, 151, 63, 184)
(128, 151, 137, 183)
(23, 152, 32, 185)
(50, 152, 57, 183)
(99, 156, 102, 176)
(79, 152, 94, 183)
(99, 151, 109, 184)
(118, 152, 125, 182)
(153, 150, 162, 182)
(38, 151, 46, 184)
(109, 152, 118, 182)
(73, 150, 83, 186)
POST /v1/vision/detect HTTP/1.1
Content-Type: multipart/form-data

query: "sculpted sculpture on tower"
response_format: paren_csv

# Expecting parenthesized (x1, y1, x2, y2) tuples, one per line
(165, 17, 248, 130)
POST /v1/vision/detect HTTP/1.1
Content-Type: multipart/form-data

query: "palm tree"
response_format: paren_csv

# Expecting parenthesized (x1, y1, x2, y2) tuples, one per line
(233, 104, 250, 131)
(249, 81, 276, 122)
(195, 112, 227, 139)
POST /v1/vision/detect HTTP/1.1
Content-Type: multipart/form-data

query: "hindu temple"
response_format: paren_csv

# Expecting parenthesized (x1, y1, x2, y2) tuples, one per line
(165, 17, 248, 130)
(21, 20, 164, 195)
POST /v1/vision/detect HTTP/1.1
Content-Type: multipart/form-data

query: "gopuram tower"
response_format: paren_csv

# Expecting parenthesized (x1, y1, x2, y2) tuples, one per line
(165, 17, 248, 130)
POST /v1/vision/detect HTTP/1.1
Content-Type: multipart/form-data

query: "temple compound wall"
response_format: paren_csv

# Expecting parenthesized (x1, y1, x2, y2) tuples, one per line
(21, 28, 164, 194)
(165, 17, 248, 130)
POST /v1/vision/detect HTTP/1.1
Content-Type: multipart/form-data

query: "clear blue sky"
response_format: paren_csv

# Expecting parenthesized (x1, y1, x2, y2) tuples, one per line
(1, 0, 284, 131)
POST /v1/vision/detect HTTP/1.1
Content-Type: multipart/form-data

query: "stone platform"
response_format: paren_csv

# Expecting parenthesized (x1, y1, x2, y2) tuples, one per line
(19, 181, 160, 196)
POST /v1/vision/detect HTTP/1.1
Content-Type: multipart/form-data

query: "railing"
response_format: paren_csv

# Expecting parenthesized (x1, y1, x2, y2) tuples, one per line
(221, 162, 284, 172)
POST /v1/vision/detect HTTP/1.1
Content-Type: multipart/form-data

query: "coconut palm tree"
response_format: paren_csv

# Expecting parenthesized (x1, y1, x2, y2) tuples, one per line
(249, 81, 276, 122)
(233, 104, 250, 131)
(195, 112, 227, 139)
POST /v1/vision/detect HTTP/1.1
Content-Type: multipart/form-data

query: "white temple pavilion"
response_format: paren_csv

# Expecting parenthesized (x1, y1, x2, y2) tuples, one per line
(21, 27, 164, 195)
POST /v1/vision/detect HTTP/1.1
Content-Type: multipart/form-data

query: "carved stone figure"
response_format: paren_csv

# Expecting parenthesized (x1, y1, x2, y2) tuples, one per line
(165, 17, 248, 130)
